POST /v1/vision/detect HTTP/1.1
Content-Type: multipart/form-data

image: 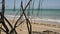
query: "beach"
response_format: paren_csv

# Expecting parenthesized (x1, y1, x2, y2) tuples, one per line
(1, 20, 60, 34)
(1, 15, 60, 34)
(0, 0, 60, 34)
(0, 9, 60, 34)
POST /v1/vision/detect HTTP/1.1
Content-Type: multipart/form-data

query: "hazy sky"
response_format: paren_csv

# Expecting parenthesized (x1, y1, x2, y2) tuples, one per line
(0, 0, 60, 9)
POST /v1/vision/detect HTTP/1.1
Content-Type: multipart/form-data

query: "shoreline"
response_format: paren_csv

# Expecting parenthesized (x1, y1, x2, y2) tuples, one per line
(1, 16, 60, 34)
(5, 15, 60, 23)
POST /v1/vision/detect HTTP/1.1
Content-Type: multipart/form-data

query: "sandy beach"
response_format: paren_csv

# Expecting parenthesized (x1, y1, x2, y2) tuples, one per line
(1, 18, 60, 34)
(0, 0, 60, 34)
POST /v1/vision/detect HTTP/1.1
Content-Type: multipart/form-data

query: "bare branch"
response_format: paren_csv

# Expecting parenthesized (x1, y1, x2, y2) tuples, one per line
(0, 13, 13, 28)
(16, 19, 25, 27)
(0, 27, 7, 33)
(15, 0, 32, 26)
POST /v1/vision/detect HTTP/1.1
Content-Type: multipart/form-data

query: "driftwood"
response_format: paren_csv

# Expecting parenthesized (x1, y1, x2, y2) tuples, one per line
(0, 12, 17, 34)
(0, 0, 32, 34)
(14, 0, 32, 34)
(0, 0, 17, 34)
(0, 0, 9, 34)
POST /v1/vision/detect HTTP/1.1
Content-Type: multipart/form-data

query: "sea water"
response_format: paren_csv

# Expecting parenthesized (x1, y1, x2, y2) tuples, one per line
(1, 9, 60, 23)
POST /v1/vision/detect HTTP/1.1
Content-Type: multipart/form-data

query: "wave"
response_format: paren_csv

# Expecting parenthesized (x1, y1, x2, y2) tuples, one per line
(5, 15, 20, 20)
(4, 15, 60, 23)
(32, 19, 60, 22)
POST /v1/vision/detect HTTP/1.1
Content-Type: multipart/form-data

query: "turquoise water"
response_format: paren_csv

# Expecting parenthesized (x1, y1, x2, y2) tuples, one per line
(5, 9, 20, 15)
(1, 9, 60, 19)
(30, 9, 60, 23)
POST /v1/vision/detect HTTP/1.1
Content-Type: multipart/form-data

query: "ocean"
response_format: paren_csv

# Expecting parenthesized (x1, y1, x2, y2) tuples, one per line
(2, 9, 60, 23)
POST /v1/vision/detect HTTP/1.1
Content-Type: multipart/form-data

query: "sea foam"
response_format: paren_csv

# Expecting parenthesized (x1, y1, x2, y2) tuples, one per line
(5, 15, 60, 23)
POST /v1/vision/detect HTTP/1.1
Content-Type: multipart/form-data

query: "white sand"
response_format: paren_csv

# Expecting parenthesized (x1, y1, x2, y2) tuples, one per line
(1, 15, 60, 34)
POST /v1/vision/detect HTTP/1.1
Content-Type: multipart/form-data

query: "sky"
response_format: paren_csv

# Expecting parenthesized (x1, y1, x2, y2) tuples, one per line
(0, 0, 60, 9)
